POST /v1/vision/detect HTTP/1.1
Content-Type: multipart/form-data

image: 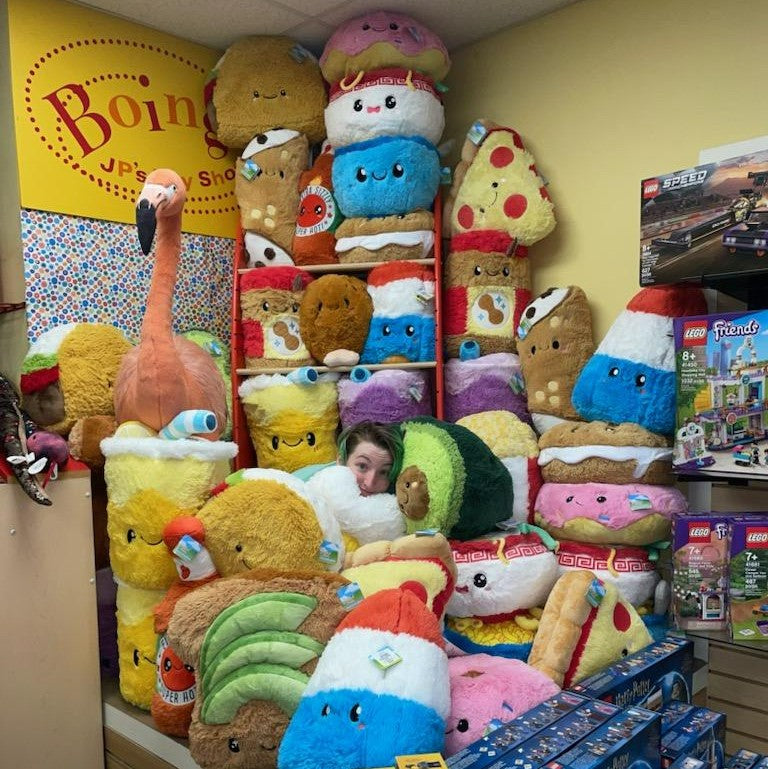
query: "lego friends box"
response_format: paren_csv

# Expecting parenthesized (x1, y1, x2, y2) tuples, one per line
(640, 150, 768, 287)
(674, 311, 768, 478)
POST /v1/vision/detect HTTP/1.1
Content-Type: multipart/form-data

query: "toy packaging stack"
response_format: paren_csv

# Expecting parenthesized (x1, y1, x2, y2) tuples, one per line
(729, 516, 768, 641)
(660, 707, 726, 769)
(673, 310, 768, 478)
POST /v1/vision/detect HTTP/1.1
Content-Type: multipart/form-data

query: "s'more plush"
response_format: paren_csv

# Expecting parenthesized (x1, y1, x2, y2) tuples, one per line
(516, 286, 594, 433)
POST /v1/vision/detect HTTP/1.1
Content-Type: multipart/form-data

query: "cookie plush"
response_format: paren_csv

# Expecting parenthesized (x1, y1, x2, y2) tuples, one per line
(335, 210, 435, 264)
(537, 420, 674, 485)
(235, 130, 309, 251)
(325, 68, 444, 148)
(244, 232, 295, 268)
(332, 135, 441, 219)
(516, 286, 594, 424)
(210, 36, 326, 148)
(320, 11, 450, 83)
(534, 482, 686, 546)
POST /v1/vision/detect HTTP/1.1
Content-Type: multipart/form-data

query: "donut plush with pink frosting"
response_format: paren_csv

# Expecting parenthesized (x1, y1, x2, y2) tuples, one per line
(534, 482, 686, 545)
(320, 11, 450, 84)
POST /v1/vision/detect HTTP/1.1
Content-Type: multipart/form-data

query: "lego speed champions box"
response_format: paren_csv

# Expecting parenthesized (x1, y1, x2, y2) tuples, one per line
(674, 311, 768, 478)
(569, 636, 693, 710)
(729, 517, 768, 641)
(640, 150, 768, 287)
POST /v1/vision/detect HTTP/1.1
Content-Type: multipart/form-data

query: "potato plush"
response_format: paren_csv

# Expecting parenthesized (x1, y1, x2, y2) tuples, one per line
(235, 130, 309, 251)
(211, 36, 326, 148)
(299, 275, 373, 367)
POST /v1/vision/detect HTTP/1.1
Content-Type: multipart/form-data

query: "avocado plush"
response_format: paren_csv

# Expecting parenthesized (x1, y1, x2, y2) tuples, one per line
(396, 417, 513, 540)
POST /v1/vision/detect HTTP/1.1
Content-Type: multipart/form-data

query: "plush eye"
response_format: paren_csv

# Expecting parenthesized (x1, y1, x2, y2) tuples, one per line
(635, 373, 646, 387)
(228, 738, 240, 753)
(280, 88, 286, 96)
(383, 324, 392, 336)
(184, 664, 194, 673)
(292, 303, 299, 313)
(392, 163, 404, 178)
(457, 719, 470, 733)
(279, 170, 285, 179)
(350, 704, 362, 722)
(405, 325, 415, 337)
(621, 648, 629, 657)
(566, 495, 574, 502)
(262, 301, 270, 312)
(264, 247, 276, 261)
(127, 528, 137, 543)
(344, 297, 350, 307)
(502, 266, 510, 277)
(389, 22, 399, 29)
(299, 206, 305, 216)
(552, 340, 560, 349)
(473, 265, 482, 276)
(356, 167, 368, 182)
(321, 704, 331, 716)
(609, 367, 620, 377)
(531, 345, 536, 355)
(132, 649, 140, 666)
(596, 495, 607, 503)
(492, 181, 499, 188)
(252, 91, 259, 98)
(235, 543, 243, 553)
(362, 22, 370, 30)
(163, 657, 172, 672)
(271, 436, 279, 450)
(385, 95, 397, 109)
(473, 572, 487, 588)
(353, 99, 363, 112)
(307, 432, 316, 447)
(314, 204, 323, 215)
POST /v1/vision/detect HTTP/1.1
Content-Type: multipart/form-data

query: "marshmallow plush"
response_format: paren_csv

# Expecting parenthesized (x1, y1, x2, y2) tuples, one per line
(325, 68, 444, 148)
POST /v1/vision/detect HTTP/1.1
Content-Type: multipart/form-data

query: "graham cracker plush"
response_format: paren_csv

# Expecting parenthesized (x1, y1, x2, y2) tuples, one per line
(197, 468, 345, 575)
(444, 530, 558, 661)
(240, 266, 314, 369)
(516, 286, 594, 425)
(299, 275, 373, 367)
(332, 135, 441, 219)
(444, 233, 532, 358)
(457, 410, 542, 525)
(325, 68, 444, 148)
(397, 417, 513, 540)
(341, 532, 457, 618)
(534, 481, 686, 546)
(292, 147, 342, 267)
(235, 130, 309, 251)
(538, 420, 674, 485)
(319, 10, 450, 83)
(444, 120, 555, 246)
(335, 210, 435, 264)
(444, 352, 531, 425)
(211, 36, 326, 148)
(102, 425, 237, 590)
(528, 570, 652, 688)
(238, 373, 339, 472)
(166, 568, 348, 769)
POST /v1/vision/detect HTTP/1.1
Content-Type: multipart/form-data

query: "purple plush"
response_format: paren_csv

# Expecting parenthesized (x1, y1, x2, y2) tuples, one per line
(444, 353, 531, 425)
(337, 369, 432, 428)
(96, 567, 119, 678)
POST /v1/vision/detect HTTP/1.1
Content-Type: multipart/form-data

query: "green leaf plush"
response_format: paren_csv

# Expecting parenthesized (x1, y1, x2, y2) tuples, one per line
(397, 417, 513, 540)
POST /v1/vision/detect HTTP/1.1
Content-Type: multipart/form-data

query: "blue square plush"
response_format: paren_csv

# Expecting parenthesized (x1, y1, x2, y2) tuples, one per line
(361, 315, 436, 364)
(332, 135, 441, 218)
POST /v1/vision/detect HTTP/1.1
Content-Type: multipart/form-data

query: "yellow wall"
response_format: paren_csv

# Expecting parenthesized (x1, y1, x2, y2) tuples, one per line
(444, 0, 766, 339)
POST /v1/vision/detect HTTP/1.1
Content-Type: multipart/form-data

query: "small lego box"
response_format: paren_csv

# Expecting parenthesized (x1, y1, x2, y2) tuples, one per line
(569, 636, 694, 710)
(670, 758, 706, 769)
(545, 706, 661, 769)
(752, 759, 768, 769)
(660, 707, 726, 769)
(491, 700, 621, 769)
(672, 514, 731, 631)
(725, 750, 762, 769)
(660, 701, 697, 735)
(446, 692, 590, 769)
(640, 151, 768, 287)
(729, 517, 768, 640)
(674, 311, 768, 479)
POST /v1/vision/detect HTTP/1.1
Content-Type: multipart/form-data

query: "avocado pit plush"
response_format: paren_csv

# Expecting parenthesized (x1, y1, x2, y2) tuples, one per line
(396, 465, 430, 520)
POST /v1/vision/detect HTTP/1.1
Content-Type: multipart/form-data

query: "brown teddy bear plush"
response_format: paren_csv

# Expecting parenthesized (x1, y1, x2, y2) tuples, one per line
(210, 36, 327, 148)
(235, 130, 309, 252)
(298, 275, 373, 367)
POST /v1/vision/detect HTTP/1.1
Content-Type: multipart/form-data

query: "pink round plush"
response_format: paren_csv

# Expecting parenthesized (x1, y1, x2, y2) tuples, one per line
(320, 11, 450, 83)
(534, 482, 686, 546)
(446, 654, 560, 756)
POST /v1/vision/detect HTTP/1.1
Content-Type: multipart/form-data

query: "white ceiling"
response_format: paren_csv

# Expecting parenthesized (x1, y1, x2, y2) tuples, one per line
(70, 0, 579, 54)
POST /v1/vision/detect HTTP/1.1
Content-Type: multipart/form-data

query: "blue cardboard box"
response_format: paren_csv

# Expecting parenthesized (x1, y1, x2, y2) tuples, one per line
(669, 758, 706, 769)
(725, 751, 762, 769)
(660, 701, 697, 735)
(569, 637, 694, 710)
(446, 692, 592, 769)
(490, 699, 621, 769)
(545, 706, 661, 769)
(660, 707, 726, 769)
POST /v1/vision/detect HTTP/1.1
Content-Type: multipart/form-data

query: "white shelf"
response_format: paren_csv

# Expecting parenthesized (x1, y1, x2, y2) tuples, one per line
(236, 360, 438, 376)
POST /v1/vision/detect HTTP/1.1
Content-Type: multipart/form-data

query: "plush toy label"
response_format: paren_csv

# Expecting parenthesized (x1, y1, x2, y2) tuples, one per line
(173, 534, 202, 562)
(318, 539, 340, 565)
(295, 184, 339, 237)
(369, 644, 403, 670)
(337, 582, 364, 610)
(469, 290, 512, 333)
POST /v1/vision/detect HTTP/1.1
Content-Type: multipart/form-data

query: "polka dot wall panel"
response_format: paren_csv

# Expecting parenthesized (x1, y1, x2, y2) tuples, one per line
(21, 208, 234, 343)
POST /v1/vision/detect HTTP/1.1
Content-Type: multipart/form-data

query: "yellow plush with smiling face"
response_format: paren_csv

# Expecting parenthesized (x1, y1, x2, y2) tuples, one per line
(102, 426, 237, 589)
(239, 373, 339, 472)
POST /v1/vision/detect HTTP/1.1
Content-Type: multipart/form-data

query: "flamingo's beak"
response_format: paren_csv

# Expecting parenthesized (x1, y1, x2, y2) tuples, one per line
(136, 198, 157, 255)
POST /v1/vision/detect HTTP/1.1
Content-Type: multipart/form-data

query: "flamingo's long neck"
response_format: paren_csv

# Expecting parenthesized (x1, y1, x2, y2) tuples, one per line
(140, 211, 181, 343)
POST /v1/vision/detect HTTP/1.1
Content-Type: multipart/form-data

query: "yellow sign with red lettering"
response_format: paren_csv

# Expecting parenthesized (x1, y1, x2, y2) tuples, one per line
(8, 0, 238, 238)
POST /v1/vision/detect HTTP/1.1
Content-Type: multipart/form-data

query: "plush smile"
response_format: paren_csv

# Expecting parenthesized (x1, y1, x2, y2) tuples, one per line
(281, 438, 303, 447)
(241, 558, 253, 569)
(486, 269, 500, 276)
(455, 585, 469, 593)
(141, 535, 164, 546)
(372, 171, 387, 180)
